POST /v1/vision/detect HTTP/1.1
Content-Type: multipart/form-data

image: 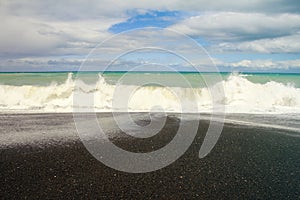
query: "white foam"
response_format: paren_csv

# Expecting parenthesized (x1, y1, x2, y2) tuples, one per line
(1, 73, 300, 114)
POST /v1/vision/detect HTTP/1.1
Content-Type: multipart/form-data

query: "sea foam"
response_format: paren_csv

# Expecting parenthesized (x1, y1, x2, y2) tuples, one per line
(1, 73, 300, 113)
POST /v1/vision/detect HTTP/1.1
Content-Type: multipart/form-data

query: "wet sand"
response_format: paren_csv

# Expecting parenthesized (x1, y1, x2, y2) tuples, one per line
(1, 113, 299, 199)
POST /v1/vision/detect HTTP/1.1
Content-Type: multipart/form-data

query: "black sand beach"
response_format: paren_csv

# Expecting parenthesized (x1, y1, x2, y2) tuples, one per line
(1, 113, 299, 199)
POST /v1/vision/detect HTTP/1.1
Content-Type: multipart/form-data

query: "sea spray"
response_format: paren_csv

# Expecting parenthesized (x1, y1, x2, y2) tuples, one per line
(0, 73, 300, 113)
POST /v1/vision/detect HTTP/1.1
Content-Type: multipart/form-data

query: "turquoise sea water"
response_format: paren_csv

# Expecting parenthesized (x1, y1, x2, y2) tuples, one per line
(1, 72, 300, 88)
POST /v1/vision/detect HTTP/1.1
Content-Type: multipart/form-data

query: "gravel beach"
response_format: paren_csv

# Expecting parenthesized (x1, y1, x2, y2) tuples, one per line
(1, 113, 299, 199)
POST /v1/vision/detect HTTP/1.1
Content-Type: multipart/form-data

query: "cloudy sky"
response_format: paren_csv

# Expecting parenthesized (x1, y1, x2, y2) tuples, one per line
(0, 0, 300, 72)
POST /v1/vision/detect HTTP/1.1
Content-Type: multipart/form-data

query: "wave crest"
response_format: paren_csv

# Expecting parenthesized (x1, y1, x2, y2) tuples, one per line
(0, 73, 299, 113)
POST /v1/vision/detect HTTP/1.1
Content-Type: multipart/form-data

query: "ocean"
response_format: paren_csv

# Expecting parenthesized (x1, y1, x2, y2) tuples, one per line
(1, 72, 300, 198)
(0, 72, 300, 114)
(1, 71, 300, 135)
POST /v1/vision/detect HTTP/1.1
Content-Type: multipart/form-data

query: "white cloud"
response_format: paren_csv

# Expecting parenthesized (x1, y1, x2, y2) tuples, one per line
(224, 59, 300, 69)
(216, 34, 300, 53)
(0, 0, 128, 20)
(1, 0, 300, 71)
(3, 0, 298, 20)
(1, 1, 300, 57)
(118, 0, 300, 14)
(169, 12, 300, 53)
(0, 0, 129, 57)
(170, 12, 300, 41)
(0, 15, 125, 56)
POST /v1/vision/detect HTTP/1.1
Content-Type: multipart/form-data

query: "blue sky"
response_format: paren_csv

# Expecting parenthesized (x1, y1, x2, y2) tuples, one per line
(0, 0, 300, 72)
(109, 10, 185, 33)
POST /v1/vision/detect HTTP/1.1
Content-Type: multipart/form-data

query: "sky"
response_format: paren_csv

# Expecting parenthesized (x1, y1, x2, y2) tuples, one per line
(0, 0, 300, 72)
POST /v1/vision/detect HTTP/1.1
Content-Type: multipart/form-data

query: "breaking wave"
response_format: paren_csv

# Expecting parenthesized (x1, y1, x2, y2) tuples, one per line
(0, 73, 300, 113)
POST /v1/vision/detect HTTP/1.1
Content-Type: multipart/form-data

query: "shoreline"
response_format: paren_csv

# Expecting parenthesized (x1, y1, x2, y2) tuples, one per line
(1, 113, 299, 199)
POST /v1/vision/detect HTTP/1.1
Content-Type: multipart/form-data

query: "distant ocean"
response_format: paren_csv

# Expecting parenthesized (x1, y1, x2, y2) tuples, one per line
(1, 72, 299, 114)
